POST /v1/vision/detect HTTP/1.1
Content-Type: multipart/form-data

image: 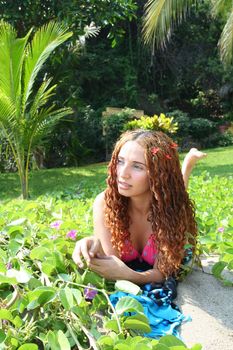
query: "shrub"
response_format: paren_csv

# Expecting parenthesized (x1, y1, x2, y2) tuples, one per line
(124, 113, 178, 134)
(102, 108, 136, 156)
(189, 118, 215, 140)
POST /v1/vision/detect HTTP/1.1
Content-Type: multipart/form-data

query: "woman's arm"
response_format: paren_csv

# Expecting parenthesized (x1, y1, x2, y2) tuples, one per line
(91, 192, 165, 283)
(93, 192, 119, 256)
(88, 255, 164, 283)
(182, 148, 207, 189)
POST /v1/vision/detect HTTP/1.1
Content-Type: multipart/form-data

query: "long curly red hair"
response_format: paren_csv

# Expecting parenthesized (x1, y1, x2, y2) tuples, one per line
(104, 129, 197, 278)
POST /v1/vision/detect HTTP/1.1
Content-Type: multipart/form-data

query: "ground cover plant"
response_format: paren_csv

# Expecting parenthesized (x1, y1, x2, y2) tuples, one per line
(0, 146, 232, 348)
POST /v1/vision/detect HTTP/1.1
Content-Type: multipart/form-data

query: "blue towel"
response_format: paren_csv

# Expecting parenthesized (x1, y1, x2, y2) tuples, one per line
(110, 257, 192, 339)
(110, 288, 191, 338)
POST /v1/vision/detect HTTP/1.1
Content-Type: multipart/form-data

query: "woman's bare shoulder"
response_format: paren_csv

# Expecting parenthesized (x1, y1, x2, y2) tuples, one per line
(93, 191, 105, 209)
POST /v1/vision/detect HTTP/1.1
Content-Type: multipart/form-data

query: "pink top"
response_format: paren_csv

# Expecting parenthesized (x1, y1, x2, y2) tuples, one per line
(120, 234, 158, 266)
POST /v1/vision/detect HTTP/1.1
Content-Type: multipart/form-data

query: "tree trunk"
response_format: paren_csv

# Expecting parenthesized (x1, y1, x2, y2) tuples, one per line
(20, 171, 28, 199)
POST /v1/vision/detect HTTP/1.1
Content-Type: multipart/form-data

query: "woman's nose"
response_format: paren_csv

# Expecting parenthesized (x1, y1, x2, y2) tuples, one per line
(120, 164, 130, 178)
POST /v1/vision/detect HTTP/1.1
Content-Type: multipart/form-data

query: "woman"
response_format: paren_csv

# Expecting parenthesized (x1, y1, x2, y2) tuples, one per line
(72, 129, 205, 283)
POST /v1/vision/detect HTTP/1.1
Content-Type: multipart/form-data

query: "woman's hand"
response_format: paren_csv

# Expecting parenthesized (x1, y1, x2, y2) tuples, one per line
(88, 255, 131, 281)
(72, 237, 105, 268)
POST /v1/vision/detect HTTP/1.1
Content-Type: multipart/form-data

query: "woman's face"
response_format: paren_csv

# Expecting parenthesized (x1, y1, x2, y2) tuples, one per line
(116, 141, 150, 198)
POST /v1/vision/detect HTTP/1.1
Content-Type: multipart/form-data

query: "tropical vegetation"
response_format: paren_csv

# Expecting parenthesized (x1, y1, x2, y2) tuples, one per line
(0, 20, 72, 198)
(0, 146, 232, 348)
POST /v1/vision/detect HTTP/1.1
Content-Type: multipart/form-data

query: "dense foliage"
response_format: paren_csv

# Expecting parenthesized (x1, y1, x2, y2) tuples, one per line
(0, 165, 232, 348)
(0, 1, 233, 170)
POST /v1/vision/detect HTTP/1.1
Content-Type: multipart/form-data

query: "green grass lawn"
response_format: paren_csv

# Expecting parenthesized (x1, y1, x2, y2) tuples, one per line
(0, 145, 233, 201)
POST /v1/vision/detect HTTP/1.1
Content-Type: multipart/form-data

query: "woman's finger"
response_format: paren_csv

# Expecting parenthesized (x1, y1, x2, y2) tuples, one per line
(72, 243, 84, 267)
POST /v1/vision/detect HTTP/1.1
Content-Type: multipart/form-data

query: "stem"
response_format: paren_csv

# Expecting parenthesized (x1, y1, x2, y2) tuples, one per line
(66, 321, 86, 350)
(71, 312, 99, 350)
(65, 281, 122, 334)
(6, 285, 19, 308)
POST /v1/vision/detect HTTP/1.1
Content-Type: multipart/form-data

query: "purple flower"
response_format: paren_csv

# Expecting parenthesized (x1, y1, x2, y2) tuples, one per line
(217, 227, 225, 233)
(6, 262, 12, 270)
(84, 284, 98, 301)
(66, 230, 77, 240)
(50, 220, 63, 230)
(50, 234, 58, 240)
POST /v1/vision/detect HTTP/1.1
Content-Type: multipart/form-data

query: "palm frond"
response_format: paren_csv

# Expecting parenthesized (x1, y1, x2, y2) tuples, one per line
(142, 0, 196, 48)
(211, 0, 231, 18)
(24, 106, 73, 150)
(23, 21, 72, 109)
(29, 78, 56, 117)
(219, 9, 233, 65)
(0, 20, 31, 106)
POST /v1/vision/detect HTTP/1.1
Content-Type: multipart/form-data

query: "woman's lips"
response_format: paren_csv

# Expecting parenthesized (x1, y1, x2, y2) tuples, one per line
(118, 181, 132, 190)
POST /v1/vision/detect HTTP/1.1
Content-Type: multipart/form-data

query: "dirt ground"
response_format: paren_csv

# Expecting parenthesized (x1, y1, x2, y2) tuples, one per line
(177, 257, 233, 350)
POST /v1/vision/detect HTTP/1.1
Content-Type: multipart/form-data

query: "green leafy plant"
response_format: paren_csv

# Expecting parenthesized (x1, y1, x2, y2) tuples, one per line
(124, 113, 178, 134)
(0, 20, 73, 198)
(0, 194, 202, 349)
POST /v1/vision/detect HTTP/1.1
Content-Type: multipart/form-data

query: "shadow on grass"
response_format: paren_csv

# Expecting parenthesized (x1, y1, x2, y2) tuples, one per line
(192, 164, 233, 177)
(0, 163, 108, 201)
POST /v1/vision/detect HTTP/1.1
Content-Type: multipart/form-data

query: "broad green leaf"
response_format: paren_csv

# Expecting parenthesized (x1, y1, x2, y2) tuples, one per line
(169, 346, 187, 350)
(104, 319, 120, 333)
(0, 274, 17, 285)
(115, 280, 141, 295)
(41, 261, 55, 275)
(11, 338, 19, 347)
(18, 344, 38, 350)
(27, 287, 56, 310)
(114, 344, 131, 350)
(115, 296, 144, 315)
(212, 261, 228, 279)
(190, 344, 202, 350)
(47, 330, 60, 350)
(57, 330, 71, 350)
(159, 335, 186, 347)
(134, 345, 152, 350)
(123, 318, 151, 333)
(82, 270, 104, 288)
(53, 251, 66, 272)
(13, 315, 23, 328)
(124, 313, 149, 324)
(8, 240, 21, 256)
(227, 259, 233, 270)
(71, 288, 83, 305)
(30, 246, 51, 260)
(59, 287, 74, 310)
(0, 309, 13, 321)
(7, 218, 26, 226)
(0, 329, 6, 343)
(97, 335, 114, 347)
(153, 345, 169, 350)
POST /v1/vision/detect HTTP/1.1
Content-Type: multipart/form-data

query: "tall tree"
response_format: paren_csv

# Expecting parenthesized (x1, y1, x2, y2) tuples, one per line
(0, 20, 73, 199)
(142, 0, 233, 65)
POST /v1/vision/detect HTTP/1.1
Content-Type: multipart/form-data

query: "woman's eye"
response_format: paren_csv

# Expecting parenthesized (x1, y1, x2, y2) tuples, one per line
(117, 158, 124, 165)
(133, 164, 143, 170)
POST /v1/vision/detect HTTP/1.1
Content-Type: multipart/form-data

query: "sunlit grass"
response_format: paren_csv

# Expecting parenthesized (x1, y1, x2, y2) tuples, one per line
(0, 146, 232, 201)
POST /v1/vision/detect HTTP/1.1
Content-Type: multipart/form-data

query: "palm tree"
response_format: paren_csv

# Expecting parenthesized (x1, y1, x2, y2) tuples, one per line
(0, 20, 73, 199)
(143, 0, 233, 65)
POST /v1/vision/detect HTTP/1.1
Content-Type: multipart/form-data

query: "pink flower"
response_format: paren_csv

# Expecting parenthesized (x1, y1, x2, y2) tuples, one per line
(50, 220, 63, 230)
(151, 147, 160, 155)
(170, 142, 178, 149)
(84, 284, 98, 301)
(66, 230, 77, 240)
(165, 154, 172, 160)
(217, 227, 224, 233)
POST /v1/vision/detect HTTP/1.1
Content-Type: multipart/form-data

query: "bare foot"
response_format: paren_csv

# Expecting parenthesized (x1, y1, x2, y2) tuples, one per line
(184, 148, 207, 168)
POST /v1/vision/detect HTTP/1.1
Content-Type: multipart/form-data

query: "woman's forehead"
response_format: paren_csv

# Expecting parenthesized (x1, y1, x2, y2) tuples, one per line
(118, 141, 145, 162)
